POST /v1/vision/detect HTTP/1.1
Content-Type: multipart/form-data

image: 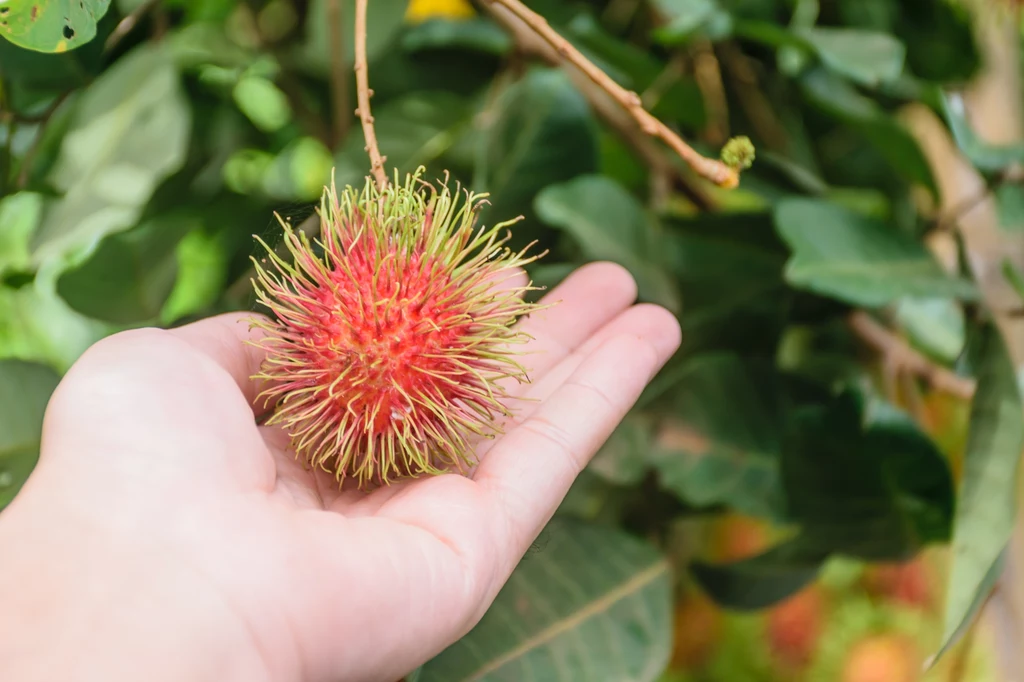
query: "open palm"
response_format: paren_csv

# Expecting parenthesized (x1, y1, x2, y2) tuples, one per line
(2, 262, 679, 682)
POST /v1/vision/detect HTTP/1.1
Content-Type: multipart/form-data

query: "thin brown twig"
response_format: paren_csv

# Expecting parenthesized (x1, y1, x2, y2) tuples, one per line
(327, 0, 351, 146)
(104, 0, 159, 52)
(16, 91, 72, 189)
(717, 42, 788, 152)
(691, 41, 729, 145)
(848, 310, 977, 400)
(481, 0, 739, 188)
(481, 3, 715, 210)
(354, 0, 387, 190)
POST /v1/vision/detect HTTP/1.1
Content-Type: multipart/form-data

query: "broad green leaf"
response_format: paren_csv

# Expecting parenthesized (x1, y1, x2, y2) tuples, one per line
(232, 76, 292, 133)
(797, 27, 905, 87)
(995, 183, 1024, 231)
(566, 13, 705, 128)
(588, 414, 654, 486)
(894, 297, 966, 364)
(648, 355, 785, 520)
(0, 0, 111, 52)
(935, 326, 1024, 662)
(0, 271, 112, 371)
(782, 391, 954, 560)
(534, 175, 680, 313)
(333, 91, 472, 190)
(691, 539, 823, 610)
(0, 28, 105, 90)
(0, 191, 42, 272)
(0, 359, 60, 510)
(775, 198, 977, 307)
(419, 518, 673, 682)
(891, 0, 979, 83)
(297, 0, 408, 75)
(55, 213, 198, 324)
(30, 43, 191, 267)
(475, 67, 598, 248)
(799, 69, 937, 195)
(936, 91, 1024, 174)
(160, 228, 230, 324)
(260, 136, 335, 201)
(650, 0, 732, 44)
(401, 17, 511, 55)
(661, 213, 787, 356)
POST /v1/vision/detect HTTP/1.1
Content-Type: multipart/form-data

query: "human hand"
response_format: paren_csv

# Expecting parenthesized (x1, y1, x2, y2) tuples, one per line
(0, 262, 680, 682)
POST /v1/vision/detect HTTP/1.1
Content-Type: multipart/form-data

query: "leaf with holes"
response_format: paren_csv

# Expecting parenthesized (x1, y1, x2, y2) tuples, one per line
(418, 518, 673, 682)
(0, 0, 112, 53)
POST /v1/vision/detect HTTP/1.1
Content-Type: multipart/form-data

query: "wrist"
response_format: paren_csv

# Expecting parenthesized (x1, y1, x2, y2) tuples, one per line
(0, 487, 275, 682)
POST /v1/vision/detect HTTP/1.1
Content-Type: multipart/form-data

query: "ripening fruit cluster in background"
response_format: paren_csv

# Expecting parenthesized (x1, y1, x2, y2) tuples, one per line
(660, 514, 997, 682)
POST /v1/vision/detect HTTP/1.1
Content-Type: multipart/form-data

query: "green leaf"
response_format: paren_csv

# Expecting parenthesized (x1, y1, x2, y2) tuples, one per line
(775, 198, 977, 307)
(797, 27, 905, 87)
(232, 75, 292, 133)
(0, 274, 112, 371)
(648, 354, 786, 520)
(30, 43, 191, 267)
(0, 29, 105, 90)
(691, 539, 823, 611)
(894, 297, 966, 364)
(160, 228, 230, 324)
(995, 183, 1024, 231)
(799, 69, 938, 195)
(0, 191, 43, 273)
(55, 213, 197, 324)
(401, 17, 512, 55)
(566, 13, 705, 128)
(783, 391, 954, 560)
(534, 175, 680, 313)
(0, 0, 111, 52)
(0, 359, 60, 510)
(660, 213, 787, 356)
(419, 518, 673, 682)
(334, 91, 471, 189)
(297, 0, 408, 75)
(936, 91, 1024, 174)
(588, 414, 654, 486)
(475, 67, 599, 248)
(650, 0, 732, 44)
(935, 325, 1024, 662)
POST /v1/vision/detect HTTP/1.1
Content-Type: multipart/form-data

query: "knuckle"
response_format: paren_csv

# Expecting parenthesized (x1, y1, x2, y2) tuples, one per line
(519, 413, 583, 478)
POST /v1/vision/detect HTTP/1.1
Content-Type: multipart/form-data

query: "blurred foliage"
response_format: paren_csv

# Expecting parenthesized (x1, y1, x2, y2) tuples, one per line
(1, 0, 1022, 680)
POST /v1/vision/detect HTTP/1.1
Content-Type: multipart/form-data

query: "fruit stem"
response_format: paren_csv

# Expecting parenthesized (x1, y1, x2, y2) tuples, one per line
(481, 0, 743, 188)
(354, 0, 388, 190)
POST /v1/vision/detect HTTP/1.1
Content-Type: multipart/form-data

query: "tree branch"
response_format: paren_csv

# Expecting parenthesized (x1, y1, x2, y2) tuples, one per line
(847, 310, 977, 400)
(480, 0, 740, 188)
(354, 0, 387, 190)
(480, 2, 716, 210)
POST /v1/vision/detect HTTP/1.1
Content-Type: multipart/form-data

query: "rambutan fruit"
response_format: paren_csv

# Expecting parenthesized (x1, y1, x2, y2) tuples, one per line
(250, 168, 542, 489)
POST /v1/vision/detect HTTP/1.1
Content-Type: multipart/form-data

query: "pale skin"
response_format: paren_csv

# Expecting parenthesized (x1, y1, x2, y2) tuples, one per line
(0, 262, 681, 682)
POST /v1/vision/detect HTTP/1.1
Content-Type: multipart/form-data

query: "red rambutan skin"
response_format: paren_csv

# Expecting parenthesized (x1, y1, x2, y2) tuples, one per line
(250, 169, 542, 489)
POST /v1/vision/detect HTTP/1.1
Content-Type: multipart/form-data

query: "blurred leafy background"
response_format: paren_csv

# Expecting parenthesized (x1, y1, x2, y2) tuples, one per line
(4, 0, 1024, 680)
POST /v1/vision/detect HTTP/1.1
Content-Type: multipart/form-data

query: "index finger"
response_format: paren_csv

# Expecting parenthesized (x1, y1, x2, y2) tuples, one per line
(475, 321, 680, 569)
(166, 311, 271, 411)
